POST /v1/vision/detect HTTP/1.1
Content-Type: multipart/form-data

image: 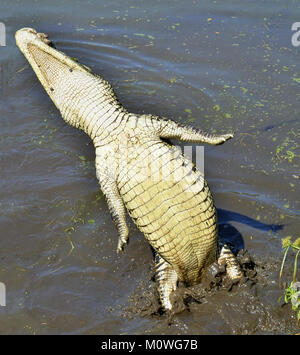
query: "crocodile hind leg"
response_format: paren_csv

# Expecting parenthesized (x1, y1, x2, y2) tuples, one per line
(155, 253, 178, 310)
(217, 243, 243, 281)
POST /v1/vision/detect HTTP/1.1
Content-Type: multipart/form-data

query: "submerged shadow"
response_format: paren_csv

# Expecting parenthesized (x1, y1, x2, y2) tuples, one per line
(217, 208, 283, 254)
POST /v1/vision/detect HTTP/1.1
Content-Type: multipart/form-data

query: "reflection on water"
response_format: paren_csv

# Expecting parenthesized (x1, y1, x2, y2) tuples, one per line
(0, 0, 299, 334)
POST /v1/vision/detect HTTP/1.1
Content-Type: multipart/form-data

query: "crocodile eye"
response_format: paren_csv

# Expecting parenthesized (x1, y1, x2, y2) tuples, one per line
(50, 87, 54, 92)
(69, 68, 73, 72)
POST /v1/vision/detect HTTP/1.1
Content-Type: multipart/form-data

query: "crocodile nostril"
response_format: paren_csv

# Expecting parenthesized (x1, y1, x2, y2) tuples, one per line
(38, 32, 48, 38)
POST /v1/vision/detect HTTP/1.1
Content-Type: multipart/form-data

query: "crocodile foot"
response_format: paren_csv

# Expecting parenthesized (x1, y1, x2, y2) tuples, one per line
(154, 253, 178, 310)
(212, 133, 234, 145)
(117, 236, 128, 253)
(217, 243, 243, 281)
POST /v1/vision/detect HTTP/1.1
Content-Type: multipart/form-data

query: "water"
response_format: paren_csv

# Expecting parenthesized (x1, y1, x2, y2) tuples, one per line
(0, 0, 299, 334)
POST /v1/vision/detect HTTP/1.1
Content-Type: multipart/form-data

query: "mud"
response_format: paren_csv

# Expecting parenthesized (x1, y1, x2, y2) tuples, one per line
(123, 250, 299, 334)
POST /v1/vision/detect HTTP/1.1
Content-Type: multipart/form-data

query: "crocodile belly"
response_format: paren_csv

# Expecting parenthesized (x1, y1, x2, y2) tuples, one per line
(118, 141, 218, 284)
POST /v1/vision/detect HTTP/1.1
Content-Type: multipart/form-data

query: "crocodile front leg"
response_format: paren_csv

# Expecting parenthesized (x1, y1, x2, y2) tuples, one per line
(149, 116, 234, 145)
(95, 153, 129, 253)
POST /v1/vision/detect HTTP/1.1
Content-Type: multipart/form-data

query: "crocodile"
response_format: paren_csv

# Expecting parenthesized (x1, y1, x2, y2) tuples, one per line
(15, 28, 242, 310)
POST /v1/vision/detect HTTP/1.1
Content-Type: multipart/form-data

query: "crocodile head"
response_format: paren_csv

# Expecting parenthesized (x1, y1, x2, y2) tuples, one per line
(15, 28, 94, 121)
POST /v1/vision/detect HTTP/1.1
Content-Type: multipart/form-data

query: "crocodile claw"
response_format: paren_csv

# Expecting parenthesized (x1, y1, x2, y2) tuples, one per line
(214, 133, 234, 145)
(117, 238, 127, 253)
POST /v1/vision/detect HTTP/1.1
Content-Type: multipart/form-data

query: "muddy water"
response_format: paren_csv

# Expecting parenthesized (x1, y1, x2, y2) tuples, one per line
(0, 0, 299, 334)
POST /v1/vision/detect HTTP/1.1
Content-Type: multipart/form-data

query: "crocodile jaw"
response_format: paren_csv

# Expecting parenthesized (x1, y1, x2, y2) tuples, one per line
(15, 28, 92, 110)
(15, 27, 105, 131)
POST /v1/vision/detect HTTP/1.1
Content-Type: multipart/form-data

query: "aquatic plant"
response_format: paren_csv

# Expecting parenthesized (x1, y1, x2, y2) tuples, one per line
(279, 237, 300, 320)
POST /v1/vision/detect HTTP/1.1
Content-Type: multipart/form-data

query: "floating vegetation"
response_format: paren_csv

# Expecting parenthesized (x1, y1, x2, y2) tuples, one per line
(78, 154, 94, 170)
(60, 192, 102, 255)
(134, 33, 145, 37)
(274, 137, 299, 164)
(66, 235, 75, 256)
